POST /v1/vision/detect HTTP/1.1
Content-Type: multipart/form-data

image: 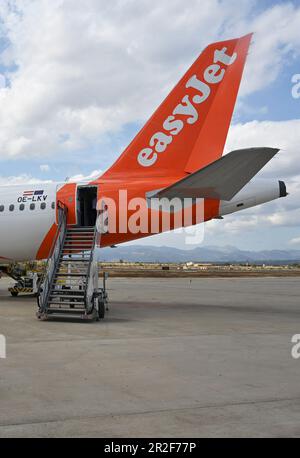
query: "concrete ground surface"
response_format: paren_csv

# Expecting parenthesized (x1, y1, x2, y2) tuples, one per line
(0, 276, 299, 438)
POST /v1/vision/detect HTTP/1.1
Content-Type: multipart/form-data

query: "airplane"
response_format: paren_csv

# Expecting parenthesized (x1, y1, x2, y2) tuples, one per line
(0, 33, 287, 265)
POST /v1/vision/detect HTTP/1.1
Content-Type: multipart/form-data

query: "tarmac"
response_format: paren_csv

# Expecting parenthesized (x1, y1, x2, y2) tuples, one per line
(0, 276, 299, 437)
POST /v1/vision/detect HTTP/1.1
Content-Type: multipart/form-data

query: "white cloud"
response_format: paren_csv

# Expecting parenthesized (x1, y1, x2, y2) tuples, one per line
(0, 174, 52, 186)
(196, 119, 298, 236)
(40, 164, 50, 172)
(0, 74, 5, 89)
(237, 3, 300, 96)
(0, 168, 102, 186)
(68, 169, 102, 182)
(289, 237, 300, 245)
(225, 119, 300, 178)
(0, 0, 300, 159)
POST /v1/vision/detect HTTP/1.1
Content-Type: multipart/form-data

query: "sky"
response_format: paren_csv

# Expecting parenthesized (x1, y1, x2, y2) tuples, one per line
(0, 0, 300, 251)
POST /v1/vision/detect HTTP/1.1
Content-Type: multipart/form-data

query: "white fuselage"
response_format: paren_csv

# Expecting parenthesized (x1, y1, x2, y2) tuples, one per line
(0, 183, 58, 261)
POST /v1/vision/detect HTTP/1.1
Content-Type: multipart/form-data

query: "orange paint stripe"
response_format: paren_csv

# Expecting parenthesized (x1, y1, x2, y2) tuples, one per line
(36, 223, 58, 260)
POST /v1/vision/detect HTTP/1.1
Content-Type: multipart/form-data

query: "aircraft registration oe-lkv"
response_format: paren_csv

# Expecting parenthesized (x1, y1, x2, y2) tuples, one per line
(0, 33, 288, 264)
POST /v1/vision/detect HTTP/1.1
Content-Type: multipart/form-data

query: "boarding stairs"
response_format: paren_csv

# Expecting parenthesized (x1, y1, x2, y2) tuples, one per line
(37, 202, 108, 320)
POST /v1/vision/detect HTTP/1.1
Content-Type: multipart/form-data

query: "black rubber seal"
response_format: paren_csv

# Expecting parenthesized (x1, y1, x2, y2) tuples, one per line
(279, 180, 287, 197)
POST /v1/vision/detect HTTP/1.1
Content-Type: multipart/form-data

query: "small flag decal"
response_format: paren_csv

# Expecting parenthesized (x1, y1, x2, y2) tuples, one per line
(23, 190, 44, 196)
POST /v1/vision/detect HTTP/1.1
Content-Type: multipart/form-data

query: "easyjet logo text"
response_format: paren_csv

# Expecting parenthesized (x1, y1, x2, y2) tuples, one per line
(137, 47, 237, 167)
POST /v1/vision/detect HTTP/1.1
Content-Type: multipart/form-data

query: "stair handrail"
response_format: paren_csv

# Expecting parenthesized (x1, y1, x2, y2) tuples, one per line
(84, 209, 101, 311)
(37, 201, 68, 313)
(84, 200, 109, 311)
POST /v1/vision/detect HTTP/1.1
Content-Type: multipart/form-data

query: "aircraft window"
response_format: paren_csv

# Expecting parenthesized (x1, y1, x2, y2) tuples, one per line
(41, 202, 46, 210)
(9, 204, 14, 212)
(0, 205, 4, 212)
(51, 202, 55, 209)
(19, 204, 25, 211)
(30, 203, 35, 210)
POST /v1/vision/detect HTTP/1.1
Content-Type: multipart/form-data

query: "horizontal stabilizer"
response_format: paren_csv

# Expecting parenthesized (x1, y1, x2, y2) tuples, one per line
(147, 147, 279, 201)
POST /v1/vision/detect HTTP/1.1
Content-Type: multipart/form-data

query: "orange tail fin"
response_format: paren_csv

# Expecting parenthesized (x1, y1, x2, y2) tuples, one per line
(103, 33, 252, 179)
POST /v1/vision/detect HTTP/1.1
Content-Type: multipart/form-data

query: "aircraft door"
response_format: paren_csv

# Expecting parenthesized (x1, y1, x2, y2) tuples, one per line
(76, 186, 98, 227)
(56, 183, 77, 225)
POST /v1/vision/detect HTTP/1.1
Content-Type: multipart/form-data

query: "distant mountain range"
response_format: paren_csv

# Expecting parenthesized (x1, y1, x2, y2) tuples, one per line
(98, 245, 300, 264)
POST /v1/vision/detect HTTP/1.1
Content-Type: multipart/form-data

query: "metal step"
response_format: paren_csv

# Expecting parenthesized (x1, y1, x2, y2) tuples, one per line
(65, 234, 93, 237)
(66, 231, 94, 233)
(64, 240, 93, 243)
(48, 300, 85, 306)
(64, 239, 93, 242)
(66, 234, 94, 237)
(49, 289, 85, 298)
(64, 244, 93, 247)
(59, 253, 90, 262)
(63, 245, 93, 249)
(50, 289, 84, 297)
(62, 248, 92, 251)
(57, 266, 88, 269)
(56, 273, 88, 277)
(46, 309, 87, 315)
(55, 273, 87, 277)
(57, 267, 88, 270)
(60, 255, 90, 258)
(46, 310, 91, 317)
(63, 248, 92, 251)
(65, 236, 94, 243)
(66, 232, 93, 234)
(65, 236, 93, 239)
(62, 252, 90, 255)
(59, 268, 89, 271)
(61, 252, 91, 255)
(64, 240, 93, 244)
(50, 289, 85, 293)
(59, 265, 89, 269)
(67, 226, 95, 234)
(49, 294, 85, 299)
(65, 236, 94, 239)
(66, 234, 94, 236)
(63, 246, 92, 249)
(65, 235, 93, 238)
